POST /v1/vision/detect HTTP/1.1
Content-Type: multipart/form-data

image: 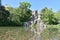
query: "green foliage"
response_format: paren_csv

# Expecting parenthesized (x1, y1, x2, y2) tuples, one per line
(19, 2, 32, 22)
(0, 6, 10, 26)
(41, 7, 58, 25)
(0, 2, 32, 26)
(54, 10, 60, 23)
(6, 2, 32, 26)
(19, 2, 31, 9)
(0, 2, 60, 26)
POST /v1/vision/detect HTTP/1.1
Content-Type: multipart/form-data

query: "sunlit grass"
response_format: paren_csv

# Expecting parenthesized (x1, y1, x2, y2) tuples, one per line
(40, 24, 60, 40)
(0, 27, 32, 40)
(47, 24, 60, 29)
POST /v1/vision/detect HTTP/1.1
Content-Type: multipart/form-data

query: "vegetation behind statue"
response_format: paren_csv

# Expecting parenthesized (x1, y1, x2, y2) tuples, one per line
(0, 2, 32, 26)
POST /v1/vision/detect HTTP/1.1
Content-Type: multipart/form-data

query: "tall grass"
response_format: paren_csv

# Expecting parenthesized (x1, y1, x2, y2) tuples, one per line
(0, 27, 32, 40)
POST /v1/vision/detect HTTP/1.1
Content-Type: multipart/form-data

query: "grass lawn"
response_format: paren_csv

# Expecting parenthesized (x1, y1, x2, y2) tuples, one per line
(0, 24, 60, 40)
(0, 27, 32, 40)
(47, 24, 60, 29)
(40, 24, 60, 40)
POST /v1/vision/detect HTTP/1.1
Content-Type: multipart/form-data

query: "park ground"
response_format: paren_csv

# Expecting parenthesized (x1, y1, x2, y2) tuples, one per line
(0, 25, 60, 40)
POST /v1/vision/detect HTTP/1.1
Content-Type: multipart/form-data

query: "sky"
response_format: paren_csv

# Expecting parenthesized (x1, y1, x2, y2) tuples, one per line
(2, 0, 60, 11)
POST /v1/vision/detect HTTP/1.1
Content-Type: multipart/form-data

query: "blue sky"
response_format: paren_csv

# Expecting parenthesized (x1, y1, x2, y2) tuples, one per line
(2, 0, 60, 11)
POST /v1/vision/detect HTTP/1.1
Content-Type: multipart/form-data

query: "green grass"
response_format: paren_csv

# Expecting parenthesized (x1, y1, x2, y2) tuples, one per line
(40, 24, 60, 40)
(0, 27, 32, 40)
(0, 24, 60, 40)
(47, 24, 60, 29)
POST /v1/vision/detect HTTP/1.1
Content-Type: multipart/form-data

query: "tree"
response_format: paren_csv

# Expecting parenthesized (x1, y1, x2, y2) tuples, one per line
(54, 10, 60, 24)
(0, 0, 1, 6)
(0, 6, 10, 25)
(0, 2, 32, 26)
(6, 2, 32, 26)
(19, 2, 32, 22)
(41, 7, 58, 25)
